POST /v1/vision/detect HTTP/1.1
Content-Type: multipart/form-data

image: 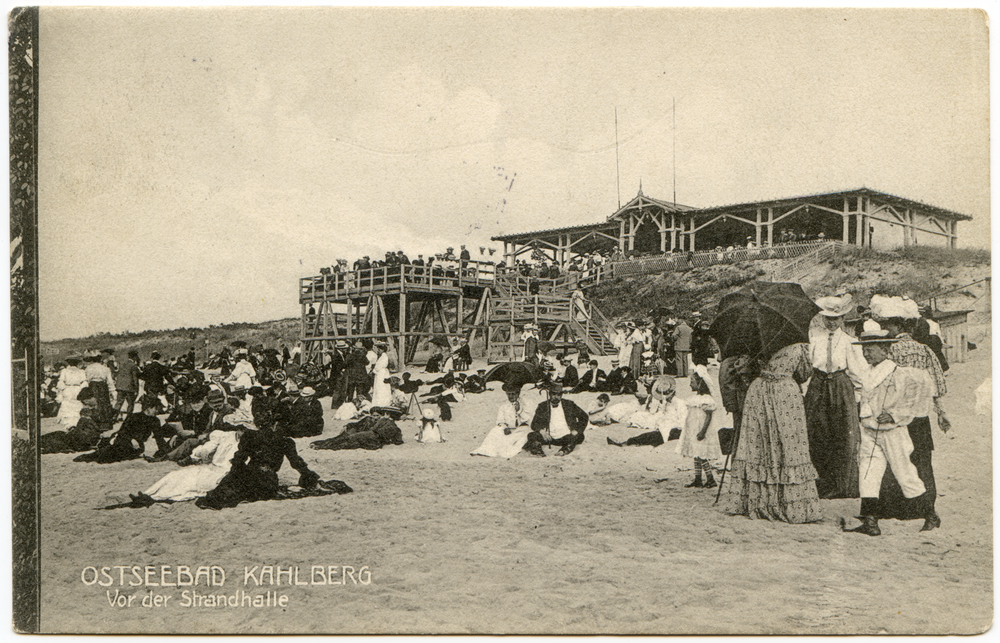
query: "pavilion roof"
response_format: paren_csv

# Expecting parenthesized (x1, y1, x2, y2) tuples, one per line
(491, 220, 618, 244)
(687, 187, 974, 221)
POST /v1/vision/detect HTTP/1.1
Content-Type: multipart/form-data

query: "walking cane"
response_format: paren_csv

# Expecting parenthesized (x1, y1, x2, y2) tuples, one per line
(714, 423, 740, 505)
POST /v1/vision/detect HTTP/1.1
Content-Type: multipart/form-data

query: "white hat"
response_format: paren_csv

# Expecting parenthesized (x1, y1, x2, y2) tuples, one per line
(862, 319, 883, 334)
(815, 293, 854, 317)
(422, 408, 436, 420)
(870, 295, 920, 320)
(300, 386, 315, 397)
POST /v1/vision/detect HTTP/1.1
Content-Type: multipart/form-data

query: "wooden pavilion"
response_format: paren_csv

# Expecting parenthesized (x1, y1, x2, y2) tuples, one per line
(493, 187, 972, 267)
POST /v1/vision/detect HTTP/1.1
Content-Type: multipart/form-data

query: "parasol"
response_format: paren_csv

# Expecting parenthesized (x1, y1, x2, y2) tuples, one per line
(428, 336, 451, 349)
(536, 341, 557, 355)
(229, 340, 248, 349)
(484, 361, 543, 389)
(709, 281, 819, 361)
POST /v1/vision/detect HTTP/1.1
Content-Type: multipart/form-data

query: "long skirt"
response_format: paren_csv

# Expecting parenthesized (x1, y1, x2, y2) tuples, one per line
(88, 380, 114, 424)
(804, 370, 860, 499)
(873, 416, 936, 520)
(629, 343, 643, 374)
(722, 375, 820, 523)
(471, 425, 531, 458)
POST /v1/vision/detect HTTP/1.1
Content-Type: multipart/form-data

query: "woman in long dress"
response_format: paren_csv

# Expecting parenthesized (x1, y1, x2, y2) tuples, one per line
(56, 357, 87, 427)
(369, 344, 392, 407)
(722, 343, 821, 523)
(136, 429, 242, 502)
(472, 384, 531, 457)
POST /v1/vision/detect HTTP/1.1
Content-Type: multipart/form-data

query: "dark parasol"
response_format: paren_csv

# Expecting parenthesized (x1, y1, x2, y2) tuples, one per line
(428, 336, 451, 349)
(484, 361, 544, 389)
(709, 281, 819, 361)
(536, 341, 557, 355)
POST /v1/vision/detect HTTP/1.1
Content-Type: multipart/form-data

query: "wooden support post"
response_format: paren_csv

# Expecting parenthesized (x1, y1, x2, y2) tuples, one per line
(766, 208, 773, 246)
(689, 217, 696, 252)
(619, 220, 626, 251)
(346, 299, 353, 341)
(670, 213, 676, 251)
(755, 208, 762, 246)
(398, 292, 407, 363)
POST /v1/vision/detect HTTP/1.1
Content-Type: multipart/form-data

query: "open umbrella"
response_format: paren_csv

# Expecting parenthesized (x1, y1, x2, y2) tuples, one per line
(229, 340, 248, 349)
(536, 341, 557, 355)
(428, 336, 451, 349)
(484, 362, 543, 389)
(709, 281, 819, 361)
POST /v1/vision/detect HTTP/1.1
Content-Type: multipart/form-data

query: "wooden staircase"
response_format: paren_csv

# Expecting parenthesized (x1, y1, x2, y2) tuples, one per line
(487, 275, 616, 363)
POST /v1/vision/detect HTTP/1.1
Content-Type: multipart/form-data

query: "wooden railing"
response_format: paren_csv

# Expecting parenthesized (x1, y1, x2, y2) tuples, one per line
(767, 241, 844, 282)
(608, 240, 841, 278)
(299, 259, 497, 302)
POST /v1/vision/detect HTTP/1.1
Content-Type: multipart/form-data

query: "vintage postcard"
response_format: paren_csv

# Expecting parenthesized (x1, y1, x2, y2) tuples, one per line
(11, 6, 991, 634)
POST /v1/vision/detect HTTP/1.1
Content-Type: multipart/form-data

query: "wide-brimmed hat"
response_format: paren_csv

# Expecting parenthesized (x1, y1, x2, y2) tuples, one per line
(853, 328, 899, 344)
(422, 408, 436, 420)
(300, 386, 315, 397)
(869, 295, 920, 321)
(816, 293, 854, 317)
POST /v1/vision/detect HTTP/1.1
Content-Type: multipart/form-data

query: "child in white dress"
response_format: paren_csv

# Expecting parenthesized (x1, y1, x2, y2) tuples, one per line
(677, 366, 724, 488)
(417, 408, 445, 443)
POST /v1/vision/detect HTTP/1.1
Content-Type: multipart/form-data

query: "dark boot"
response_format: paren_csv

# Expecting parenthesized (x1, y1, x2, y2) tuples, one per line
(525, 443, 545, 457)
(555, 443, 576, 457)
(845, 516, 881, 536)
(920, 512, 942, 532)
(685, 476, 703, 488)
(704, 473, 717, 489)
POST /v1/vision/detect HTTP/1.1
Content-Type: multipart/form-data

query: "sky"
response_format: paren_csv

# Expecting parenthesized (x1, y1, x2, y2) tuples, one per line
(37, 8, 990, 341)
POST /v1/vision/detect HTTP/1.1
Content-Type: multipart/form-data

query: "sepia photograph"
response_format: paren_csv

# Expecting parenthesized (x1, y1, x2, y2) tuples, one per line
(11, 6, 992, 634)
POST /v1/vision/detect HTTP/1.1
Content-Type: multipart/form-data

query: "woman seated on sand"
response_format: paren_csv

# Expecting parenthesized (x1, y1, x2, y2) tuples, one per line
(595, 388, 647, 427)
(130, 426, 243, 505)
(608, 376, 685, 447)
(195, 411, 334, 510)
(471, 383, 530, 458)
(334, 393, 373, 420)
(41, 387, 112, 454)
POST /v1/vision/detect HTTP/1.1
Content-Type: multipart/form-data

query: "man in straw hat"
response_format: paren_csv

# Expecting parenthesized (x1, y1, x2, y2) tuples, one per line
(805, 293, 869, 499)
(842, 328, 935, 537)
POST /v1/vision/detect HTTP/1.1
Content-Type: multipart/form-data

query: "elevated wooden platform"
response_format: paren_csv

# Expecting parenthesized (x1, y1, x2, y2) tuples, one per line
(299, 260, 496, 305)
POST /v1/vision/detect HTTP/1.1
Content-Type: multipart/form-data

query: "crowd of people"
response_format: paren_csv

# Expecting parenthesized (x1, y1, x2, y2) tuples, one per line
(490, 291, 951, 536)
(43, 286, 951, 534)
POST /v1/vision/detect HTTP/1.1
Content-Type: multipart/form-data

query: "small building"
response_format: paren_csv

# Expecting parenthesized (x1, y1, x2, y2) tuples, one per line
(934, 308, 974, 365)
(493, 187, 972, 267)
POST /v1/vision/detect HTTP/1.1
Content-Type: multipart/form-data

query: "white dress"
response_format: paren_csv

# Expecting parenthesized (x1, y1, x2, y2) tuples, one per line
(471, 401, 531, 458)
(56, 366, 88, 427)
(676, 394, 724, 460)
(143, 430, 241, 501)
(370, 352, 392, 407)
(417, 420, 444, 443)
(227, 360, 256, 389)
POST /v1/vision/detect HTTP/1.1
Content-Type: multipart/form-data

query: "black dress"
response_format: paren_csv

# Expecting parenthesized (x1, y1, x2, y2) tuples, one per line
(74, 414, 161, 463)
(196, 430, 320, 510)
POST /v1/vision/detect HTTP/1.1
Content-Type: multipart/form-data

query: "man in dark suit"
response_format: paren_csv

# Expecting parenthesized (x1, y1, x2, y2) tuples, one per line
(524, 384, 589, 456)
(570, 359, 605, 393)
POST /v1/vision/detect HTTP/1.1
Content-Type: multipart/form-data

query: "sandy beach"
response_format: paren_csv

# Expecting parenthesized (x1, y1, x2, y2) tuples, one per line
(38, 337, 991, 634)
